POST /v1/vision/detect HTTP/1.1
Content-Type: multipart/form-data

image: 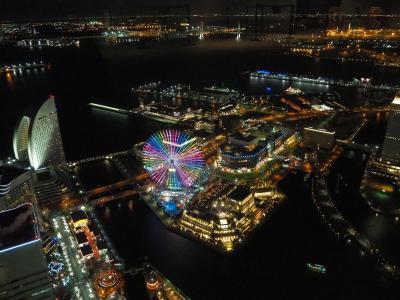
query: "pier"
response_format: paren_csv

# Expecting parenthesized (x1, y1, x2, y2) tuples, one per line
(88, 103, 131, 115)
(0, 61, 49, 74)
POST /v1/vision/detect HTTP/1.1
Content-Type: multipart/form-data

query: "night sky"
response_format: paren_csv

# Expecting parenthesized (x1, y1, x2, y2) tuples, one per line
(0, 0, 399, 20)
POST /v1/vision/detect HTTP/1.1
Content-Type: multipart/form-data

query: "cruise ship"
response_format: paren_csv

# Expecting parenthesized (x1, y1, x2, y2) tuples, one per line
(250, 70, 398, 91)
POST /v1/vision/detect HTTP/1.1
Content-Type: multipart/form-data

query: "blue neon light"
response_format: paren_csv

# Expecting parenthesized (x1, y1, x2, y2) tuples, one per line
(0, 239, 40, 254)
(163, 201, 180, 216)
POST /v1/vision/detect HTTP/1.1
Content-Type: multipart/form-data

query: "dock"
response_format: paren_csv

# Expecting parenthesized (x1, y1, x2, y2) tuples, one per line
(88, 103, 131, 115)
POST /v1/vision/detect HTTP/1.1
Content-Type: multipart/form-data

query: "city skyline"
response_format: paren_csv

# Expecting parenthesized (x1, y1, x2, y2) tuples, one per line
(1, 4, 400, 300)
(2, 0, 400, 20)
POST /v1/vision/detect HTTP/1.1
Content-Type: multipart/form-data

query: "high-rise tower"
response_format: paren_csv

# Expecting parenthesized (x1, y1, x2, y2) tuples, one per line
(28, 96, 65, 169)
(381, 93, 400, 163)
(13, 116, 31, 163)
(0, 204, 54, 299)
(13, 96, 66, 170)
(360, 92, 400, 214)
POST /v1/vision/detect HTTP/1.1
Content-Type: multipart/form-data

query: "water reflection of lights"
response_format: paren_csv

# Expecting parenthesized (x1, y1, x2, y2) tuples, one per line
(366, 180, 394, 193)
(6, 72, 13, 82)
(363, 213, 390, 242)
(103, 206, 111, 219)
(128, 199, 134, 212)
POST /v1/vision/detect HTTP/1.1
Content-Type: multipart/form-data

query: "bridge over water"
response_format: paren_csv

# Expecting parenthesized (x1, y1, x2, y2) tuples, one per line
(336, 140, 378, 153)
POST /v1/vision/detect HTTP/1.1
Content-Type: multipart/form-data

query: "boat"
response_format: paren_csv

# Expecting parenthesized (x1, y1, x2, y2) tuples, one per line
(307, 263, 327, 274)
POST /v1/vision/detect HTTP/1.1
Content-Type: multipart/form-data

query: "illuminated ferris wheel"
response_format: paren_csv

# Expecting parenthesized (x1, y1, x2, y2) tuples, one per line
(143, 129, 205, 188)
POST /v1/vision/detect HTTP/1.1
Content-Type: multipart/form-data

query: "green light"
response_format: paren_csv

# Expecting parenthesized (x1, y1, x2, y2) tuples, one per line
(371, 190, 390, 201)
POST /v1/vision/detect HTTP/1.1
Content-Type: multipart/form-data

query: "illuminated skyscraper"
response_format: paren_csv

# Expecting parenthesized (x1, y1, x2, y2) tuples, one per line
(13, 116, 31, 163)
(381, 93, 400, 163)
(13, 96, 66, 170)
(360, 93, 400, 214)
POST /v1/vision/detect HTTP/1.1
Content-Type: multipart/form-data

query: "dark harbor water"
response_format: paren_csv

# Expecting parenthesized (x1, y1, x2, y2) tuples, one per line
(96, 172, 399, 299)
(2, 39, 400, 161)
(1, 39, 400, 299)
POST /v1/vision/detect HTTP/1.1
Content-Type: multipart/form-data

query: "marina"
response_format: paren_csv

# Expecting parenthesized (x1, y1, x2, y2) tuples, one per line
(2, 30, 400, 299)
(0, 61, 49, 74)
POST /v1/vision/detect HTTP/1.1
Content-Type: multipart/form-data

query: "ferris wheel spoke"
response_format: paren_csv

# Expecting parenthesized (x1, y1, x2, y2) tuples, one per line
(143, 130, 205, 188)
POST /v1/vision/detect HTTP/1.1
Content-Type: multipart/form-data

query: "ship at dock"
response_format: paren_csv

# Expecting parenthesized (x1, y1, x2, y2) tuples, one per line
(250, 69, 399, 91)
(91, 82, 240, 124)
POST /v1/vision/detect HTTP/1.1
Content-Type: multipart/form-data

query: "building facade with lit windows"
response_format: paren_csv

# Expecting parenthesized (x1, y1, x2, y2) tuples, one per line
(0, 169, 36, 212)
(303, 127, 336, 150)
(178, 185, 256, 250)
(223, 185, 256, 215)
(0, 204, 54, 299)
(360, 93, 400, 215)
(32, 166, 74, 206)
(179, 210, 215, 240)
(218, 128, 294, 174)
(179, 210, 239, 245)
(13, 96, 66, 170)
(381, 93, 400, 163)
(218, 132, 272, 171)
(13, 116, 31, 163)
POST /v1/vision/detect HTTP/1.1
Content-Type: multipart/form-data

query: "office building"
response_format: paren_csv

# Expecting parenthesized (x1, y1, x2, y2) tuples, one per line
(0, 168, 36, 212)
(381, 93, 400, 163)
(0, 204, 53, 299)
(32, 166, 73, 205)
(360, 93, 400, 215)
(303, 127, 336, 150)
